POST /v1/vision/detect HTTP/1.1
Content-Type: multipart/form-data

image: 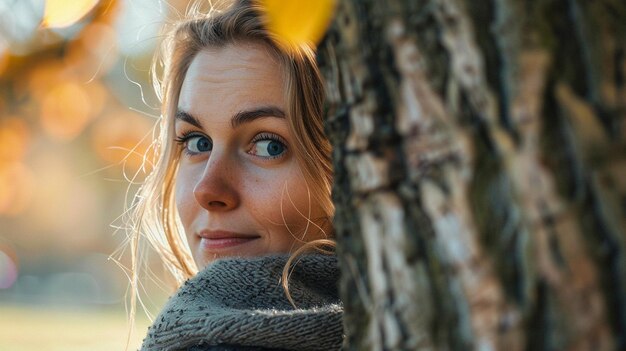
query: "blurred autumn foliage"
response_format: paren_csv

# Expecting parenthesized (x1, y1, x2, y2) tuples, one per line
(0, 0, 187, 305)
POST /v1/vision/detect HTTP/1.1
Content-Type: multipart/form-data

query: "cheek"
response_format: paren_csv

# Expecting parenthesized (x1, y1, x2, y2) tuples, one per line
(248, 173, 312, 228)
(174, 167, 199, 224)
(243, 178, 283, 223)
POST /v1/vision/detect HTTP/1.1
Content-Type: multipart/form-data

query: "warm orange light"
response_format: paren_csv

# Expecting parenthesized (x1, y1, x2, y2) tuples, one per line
(91, 111, 155, 173)
(65, 23, 119, 79)
(0, 52, 9, 77)
(0, 162, 34, 217)
(83, 81, 108, 118)
(260, 0, 336, 46)
(40, 81, 94, 141)
(0, 117, 31, 164)
(43, 0, 100, 28)
(28, 61, 65, 101)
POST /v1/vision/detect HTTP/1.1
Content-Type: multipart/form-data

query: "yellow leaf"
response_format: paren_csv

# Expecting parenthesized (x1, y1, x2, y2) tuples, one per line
(43, 0, 100, 28)
(260, 0, 336, 47)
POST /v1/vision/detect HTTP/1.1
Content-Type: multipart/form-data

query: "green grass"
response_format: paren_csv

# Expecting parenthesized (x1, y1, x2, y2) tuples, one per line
(0, 304, 151, 351)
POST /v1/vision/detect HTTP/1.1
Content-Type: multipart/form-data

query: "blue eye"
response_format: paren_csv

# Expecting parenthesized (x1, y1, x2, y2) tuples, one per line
(251, 135, 287, 158)
(182, 135, 212, 154)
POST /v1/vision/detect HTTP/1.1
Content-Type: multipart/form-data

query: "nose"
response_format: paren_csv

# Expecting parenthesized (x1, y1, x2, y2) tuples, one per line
(193, 151, 240, 212)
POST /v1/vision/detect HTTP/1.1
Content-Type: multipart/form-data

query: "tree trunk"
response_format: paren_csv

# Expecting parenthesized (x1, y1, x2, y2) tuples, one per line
(317, 0, 626, 350)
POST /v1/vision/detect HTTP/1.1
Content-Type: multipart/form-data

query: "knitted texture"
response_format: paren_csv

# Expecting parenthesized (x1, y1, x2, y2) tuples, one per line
(140, 254, 343, 351)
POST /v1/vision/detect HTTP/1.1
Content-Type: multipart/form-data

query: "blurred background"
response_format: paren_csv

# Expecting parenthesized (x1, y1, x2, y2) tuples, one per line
(0, 0, 189, 349)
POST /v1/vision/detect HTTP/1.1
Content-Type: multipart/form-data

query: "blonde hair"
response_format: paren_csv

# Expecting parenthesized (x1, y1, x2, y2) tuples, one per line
(125, 0, 334, 324)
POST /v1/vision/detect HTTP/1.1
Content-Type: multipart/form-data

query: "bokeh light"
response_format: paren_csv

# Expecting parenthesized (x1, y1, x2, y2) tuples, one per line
(66, 22, 119, 78)
(43, 0, 100, 28)
(0, 117, 31, 163)
(0, 117, 34, 216)
(0, 162, 35, 217)
(27, 60, 67, 101)
(0, 0, 175, 348)
(0, 250, 18, 289)
(24, 152, 105, 251)
(91, 110, 155, 173)
(40, 81, 96, 141)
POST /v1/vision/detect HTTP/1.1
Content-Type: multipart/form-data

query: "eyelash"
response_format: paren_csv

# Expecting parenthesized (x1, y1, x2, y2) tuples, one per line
(174, 131, 288, 158)
(249, 132, 288, 159)
(250, 132, 286, 145)
(174, 131, 207, 156)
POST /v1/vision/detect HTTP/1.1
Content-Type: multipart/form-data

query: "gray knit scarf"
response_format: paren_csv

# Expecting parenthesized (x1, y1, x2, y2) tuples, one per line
(140, 254, 343, 351)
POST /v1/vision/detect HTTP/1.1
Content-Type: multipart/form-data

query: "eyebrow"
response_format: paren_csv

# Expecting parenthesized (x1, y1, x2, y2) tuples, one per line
(175, 106, 286, 129)
(175, 110, 203, 128)
(231, 106, 285, 128)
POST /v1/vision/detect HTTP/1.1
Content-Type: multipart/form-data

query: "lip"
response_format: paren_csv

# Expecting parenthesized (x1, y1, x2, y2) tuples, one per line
(197, 230, 260, 250)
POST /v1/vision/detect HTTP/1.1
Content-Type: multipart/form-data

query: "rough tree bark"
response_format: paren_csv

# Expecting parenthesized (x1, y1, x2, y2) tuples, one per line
(317, 0, 626, 350)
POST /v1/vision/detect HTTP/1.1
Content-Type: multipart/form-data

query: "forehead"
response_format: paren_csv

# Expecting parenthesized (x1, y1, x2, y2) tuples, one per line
(177, 42, 285, 115)
(190, 42, 282, 80)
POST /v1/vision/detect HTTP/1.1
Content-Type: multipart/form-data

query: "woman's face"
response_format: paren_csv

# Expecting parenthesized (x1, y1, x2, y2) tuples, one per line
(175, 42, 327, 269)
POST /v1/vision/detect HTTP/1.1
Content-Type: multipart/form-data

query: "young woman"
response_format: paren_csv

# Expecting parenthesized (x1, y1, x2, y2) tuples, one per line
(131, 0, 342, 350)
